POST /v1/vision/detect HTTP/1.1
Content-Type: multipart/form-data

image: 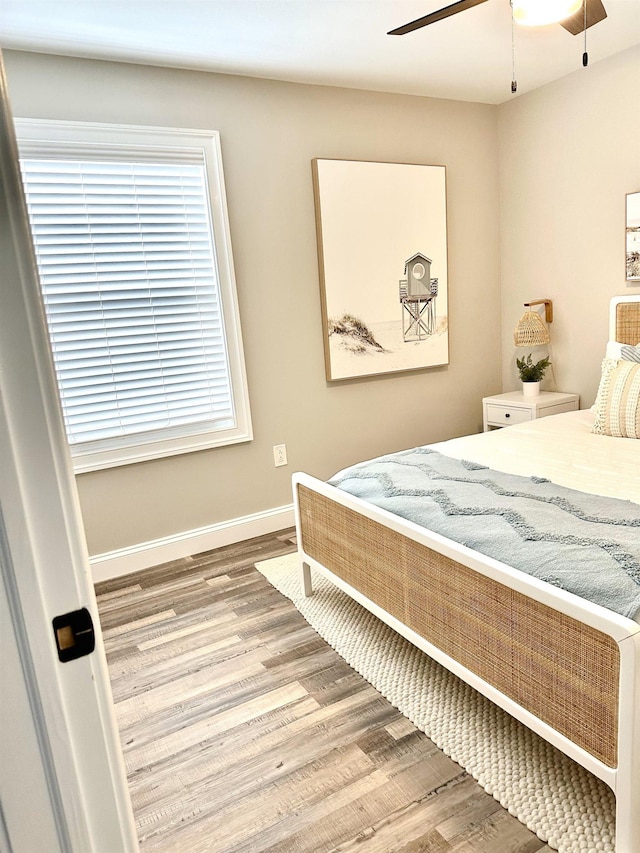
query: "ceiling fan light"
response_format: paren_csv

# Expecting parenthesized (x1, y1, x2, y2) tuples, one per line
(512, 0, 583, 26)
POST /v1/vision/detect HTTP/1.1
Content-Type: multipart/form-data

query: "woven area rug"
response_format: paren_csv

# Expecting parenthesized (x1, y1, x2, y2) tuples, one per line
(255, 552, 616, 853)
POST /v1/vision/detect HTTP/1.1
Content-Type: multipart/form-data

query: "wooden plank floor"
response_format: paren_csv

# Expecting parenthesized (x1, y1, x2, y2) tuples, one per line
(95, 529, 554, 853)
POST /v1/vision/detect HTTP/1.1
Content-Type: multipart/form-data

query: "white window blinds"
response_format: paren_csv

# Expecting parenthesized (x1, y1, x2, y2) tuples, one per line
(17, 122, 252, 472)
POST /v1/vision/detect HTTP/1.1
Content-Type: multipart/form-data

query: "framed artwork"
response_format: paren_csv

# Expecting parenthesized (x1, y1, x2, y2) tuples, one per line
(312, 158, 449, 381)
(626, 191, 640, 283)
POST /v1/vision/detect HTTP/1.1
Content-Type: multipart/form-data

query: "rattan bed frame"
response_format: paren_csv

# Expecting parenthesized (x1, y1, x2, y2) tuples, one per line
(293, 295, 640, 852)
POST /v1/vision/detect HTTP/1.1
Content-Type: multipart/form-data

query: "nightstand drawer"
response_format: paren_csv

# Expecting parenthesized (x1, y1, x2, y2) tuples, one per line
(485, 404, 532, 426)
(540, 401, 579, 418)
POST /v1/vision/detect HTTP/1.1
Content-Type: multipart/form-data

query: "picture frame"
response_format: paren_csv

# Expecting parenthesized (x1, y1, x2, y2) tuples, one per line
(626, 191, 640, 283)
(312, 158, 449, 381)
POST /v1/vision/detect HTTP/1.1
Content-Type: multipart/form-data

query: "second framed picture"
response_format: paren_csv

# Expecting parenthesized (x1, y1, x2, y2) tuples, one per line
(312, 158, 449, 381)
(627, 191, 640, 283)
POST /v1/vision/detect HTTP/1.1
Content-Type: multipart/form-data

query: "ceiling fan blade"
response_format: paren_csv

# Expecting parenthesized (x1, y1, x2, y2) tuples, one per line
(560, 0, 607, 35)
(388, 0, 489, 35)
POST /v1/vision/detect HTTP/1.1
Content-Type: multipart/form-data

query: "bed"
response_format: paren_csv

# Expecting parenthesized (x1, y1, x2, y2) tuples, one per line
(292, 295, 640, 852)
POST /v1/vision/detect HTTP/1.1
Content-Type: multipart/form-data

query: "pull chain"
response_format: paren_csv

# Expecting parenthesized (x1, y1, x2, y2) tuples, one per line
(511, 1, 517, 93)
(583, 0, 589, 66)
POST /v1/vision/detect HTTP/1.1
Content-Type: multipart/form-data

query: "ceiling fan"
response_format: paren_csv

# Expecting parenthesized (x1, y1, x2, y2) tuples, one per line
(388, 0, 607, 37)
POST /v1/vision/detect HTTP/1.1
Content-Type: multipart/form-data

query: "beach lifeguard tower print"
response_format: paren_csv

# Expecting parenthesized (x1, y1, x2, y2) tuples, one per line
(399, 252, 438, 342)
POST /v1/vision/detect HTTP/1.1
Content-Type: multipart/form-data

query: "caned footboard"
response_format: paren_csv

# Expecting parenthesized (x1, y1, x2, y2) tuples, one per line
(295, 476, 640, 850)
(296, 482, 621, 767)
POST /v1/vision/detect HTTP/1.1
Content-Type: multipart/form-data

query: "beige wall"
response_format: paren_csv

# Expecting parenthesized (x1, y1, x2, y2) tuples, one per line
(4, 51, 502, 555)
(497, 46, 640, 401)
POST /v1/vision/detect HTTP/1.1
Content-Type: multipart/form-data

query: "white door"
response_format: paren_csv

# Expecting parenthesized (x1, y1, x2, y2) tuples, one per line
(0, 55, 138, 852)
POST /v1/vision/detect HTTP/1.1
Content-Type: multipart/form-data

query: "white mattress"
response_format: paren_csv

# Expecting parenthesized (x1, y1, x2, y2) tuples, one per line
(430, 409, 640, 505)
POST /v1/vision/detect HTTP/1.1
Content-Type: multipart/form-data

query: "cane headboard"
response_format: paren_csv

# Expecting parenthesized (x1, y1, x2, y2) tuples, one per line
(610, 295, 640, 344)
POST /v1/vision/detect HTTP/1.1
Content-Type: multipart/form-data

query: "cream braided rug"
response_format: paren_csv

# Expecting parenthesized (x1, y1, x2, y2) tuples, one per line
(256, 552, 616, 853)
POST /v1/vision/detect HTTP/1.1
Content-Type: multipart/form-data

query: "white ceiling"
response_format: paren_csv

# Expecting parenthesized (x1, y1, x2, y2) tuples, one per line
(0, 0, 639, 105)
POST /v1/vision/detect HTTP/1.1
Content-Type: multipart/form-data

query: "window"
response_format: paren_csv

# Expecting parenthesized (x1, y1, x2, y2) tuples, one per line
(16, 120, 252, 472)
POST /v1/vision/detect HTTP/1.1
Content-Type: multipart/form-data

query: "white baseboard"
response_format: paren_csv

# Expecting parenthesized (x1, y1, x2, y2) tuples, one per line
(89, 503, 295, 583)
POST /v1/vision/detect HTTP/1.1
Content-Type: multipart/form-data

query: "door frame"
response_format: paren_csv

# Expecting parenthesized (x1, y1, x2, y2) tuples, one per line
(0, 52, 137, 852)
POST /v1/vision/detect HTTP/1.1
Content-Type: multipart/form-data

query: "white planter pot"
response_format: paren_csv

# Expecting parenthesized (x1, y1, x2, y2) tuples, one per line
(522, 381, 541, 397)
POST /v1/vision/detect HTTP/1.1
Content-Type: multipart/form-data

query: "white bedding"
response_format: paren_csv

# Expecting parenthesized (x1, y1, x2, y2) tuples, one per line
(430, 409, 640, 505)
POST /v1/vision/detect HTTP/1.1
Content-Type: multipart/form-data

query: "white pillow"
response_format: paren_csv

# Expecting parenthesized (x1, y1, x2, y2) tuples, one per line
(605, 341, 624, 359)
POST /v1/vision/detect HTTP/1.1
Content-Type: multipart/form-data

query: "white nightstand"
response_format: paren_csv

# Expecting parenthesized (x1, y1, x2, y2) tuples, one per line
(482, 390, 579, 432)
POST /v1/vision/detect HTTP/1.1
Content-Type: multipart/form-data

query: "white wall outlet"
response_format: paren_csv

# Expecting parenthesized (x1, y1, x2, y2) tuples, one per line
(273, 444, 288, 467)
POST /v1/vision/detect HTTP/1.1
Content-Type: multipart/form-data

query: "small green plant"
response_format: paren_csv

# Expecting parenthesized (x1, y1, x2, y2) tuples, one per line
(516, 354, 551, 383)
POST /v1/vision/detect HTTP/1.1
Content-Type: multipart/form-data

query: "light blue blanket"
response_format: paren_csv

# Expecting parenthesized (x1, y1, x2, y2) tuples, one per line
(329, 448, 640, 620)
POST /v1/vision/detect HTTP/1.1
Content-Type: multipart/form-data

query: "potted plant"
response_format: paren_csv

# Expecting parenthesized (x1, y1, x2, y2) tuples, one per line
(516, 354, 551, 397)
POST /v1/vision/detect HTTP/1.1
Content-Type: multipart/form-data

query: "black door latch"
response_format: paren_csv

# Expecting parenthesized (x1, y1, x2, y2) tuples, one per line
(52, 607, 95, 662)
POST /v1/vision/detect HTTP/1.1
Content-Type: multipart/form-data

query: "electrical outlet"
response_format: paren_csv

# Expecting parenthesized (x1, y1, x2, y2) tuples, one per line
(273, 444, 288, 467)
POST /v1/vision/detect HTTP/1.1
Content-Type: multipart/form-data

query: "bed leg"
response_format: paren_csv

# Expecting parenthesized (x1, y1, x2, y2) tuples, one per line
(616, 634, 640, 853)
(615, 794, 640, 853)
(616, 764, 640, 852)
(302, 561, 313, 597)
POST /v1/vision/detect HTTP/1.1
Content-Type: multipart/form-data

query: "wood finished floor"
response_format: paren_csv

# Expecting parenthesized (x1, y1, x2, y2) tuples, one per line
(95, 529, 554, 853)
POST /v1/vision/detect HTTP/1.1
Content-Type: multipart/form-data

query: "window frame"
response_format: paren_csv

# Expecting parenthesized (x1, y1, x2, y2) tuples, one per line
(15, 119, 252, 473)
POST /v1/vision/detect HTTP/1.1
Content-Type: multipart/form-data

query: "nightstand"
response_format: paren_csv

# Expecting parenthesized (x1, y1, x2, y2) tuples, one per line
(482, 390, 579, 432)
